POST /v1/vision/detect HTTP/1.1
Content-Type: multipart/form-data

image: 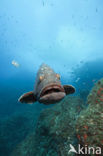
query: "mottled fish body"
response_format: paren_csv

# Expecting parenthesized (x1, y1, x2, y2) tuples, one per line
(19, 64, 75, 105)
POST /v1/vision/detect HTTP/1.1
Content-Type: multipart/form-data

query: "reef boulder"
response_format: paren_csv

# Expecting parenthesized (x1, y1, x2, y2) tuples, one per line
(11, 96, 84, 156)
(76, 79, 103, 153)
(0, 104, 42, 156)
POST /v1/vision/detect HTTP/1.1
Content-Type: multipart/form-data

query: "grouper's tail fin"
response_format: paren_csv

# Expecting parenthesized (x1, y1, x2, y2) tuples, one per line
(18, 91, 37, 104)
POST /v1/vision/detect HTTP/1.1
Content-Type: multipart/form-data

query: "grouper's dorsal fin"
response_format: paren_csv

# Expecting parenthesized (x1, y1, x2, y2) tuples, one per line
(63, 85, 75, 95)
(18, 91, 37, 104)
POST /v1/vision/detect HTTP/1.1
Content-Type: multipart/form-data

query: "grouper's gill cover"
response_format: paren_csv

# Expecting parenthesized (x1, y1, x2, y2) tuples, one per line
(18, 63, 75, 105)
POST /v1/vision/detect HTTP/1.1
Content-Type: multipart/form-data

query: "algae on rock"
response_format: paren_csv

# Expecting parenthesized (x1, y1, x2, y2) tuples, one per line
(11, 96, 84, 156)
(0, 106, 40, 156)
(76, 79, 103, 152)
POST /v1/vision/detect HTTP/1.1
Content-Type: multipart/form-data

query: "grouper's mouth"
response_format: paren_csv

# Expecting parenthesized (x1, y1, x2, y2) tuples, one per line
(39, 84, 66, 104)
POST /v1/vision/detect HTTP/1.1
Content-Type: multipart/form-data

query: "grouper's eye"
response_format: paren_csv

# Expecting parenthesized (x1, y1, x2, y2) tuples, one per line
(56, 74, 60, 80)
(39, 75, 44, 82)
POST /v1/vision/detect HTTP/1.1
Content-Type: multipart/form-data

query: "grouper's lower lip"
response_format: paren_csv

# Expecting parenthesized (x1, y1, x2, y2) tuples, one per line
(39, 84, 66, 104)
(39, 92, 66, 104)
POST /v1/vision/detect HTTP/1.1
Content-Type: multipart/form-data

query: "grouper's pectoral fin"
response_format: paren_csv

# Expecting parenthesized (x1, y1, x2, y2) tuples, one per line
(18, 91, 37, 104)
(63, 85, 75, 95)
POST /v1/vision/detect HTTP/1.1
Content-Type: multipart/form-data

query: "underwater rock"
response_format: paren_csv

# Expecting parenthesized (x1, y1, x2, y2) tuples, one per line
(11, 96, 84, 156)
(76, 79, 103, 153)
(0, 107, 40, 156)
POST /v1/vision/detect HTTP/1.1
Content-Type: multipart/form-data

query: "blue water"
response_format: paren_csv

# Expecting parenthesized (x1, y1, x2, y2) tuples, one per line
(0, 0, 103, 155)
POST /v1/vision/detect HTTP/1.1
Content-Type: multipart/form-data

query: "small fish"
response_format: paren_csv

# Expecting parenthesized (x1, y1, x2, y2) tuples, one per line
(42, 0, 45, 6)
(80, 60, 84, 64)
(75, 78, 80, 83)
(92, 79, 96, 82)
(12, 60, 20, 68)
(96, 8, 98, 13)
(18, 64, 75, 105)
